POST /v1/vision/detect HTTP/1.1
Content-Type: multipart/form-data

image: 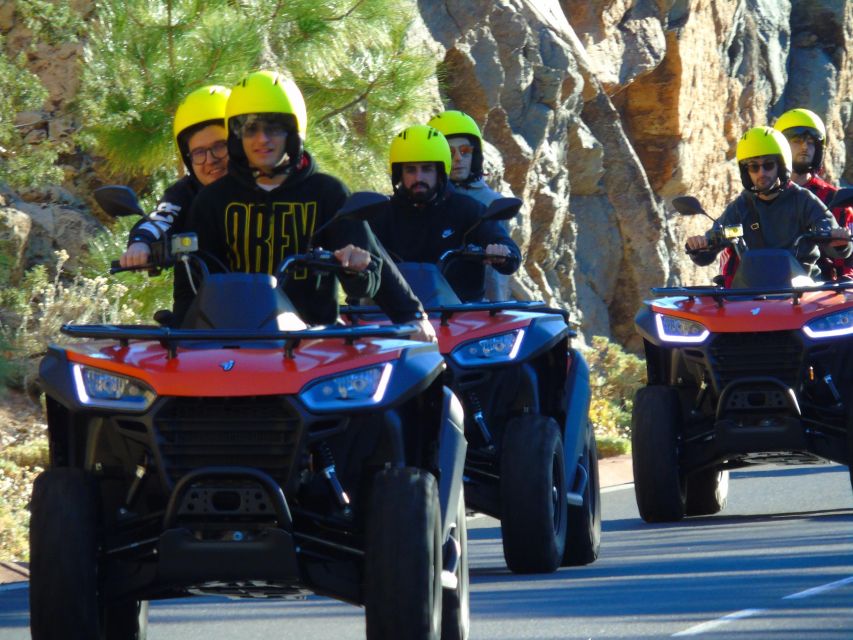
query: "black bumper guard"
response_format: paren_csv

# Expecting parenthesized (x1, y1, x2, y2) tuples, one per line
(158, 466, 298, 586)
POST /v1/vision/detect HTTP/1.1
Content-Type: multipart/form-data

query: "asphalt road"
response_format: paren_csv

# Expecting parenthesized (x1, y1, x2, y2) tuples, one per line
(2, 463, 851, 639)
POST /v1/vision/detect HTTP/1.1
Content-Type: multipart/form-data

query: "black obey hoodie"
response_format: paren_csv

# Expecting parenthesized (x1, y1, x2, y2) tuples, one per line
(178, 152, 380, 325)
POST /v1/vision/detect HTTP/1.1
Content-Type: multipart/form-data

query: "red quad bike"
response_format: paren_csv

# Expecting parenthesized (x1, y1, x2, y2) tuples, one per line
(342, 193, 600, 574)
(632, 194, 853, 523)
(29, 186, 470, 640)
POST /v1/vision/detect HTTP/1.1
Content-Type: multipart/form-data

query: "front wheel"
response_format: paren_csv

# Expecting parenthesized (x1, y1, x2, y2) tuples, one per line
(29, 468, 148, 640)
(632, 386, 686, 523)
(500, 414, 567, 574)
(441, 490, 469, 640)
(562, 436, 601, 566)
(365, 468, 442, 640)
(685, 467, 729, 516)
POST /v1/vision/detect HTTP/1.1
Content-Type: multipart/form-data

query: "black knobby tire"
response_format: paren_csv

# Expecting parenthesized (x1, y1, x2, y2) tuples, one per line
(29, 468, 148, 640)
(441, 490, 470, 640)
(846, 400, 853, 497)
(103, 601, 149, 640)
(685, 467, 729, 516)
(499, 414, 568, 574)
(562, 436, 602, 566)
(632, 386, 686, 523)
(365, 468, 442, 640)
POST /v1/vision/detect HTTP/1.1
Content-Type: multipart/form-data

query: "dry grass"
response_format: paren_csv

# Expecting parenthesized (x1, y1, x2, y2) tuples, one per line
(0, 390, 47, 562)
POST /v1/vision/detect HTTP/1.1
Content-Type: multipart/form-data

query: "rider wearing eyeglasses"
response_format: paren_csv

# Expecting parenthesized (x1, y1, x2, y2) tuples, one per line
(685, 126, 850, 286)
(180, 70, 433, 340)
(427, 110, 517, 301)
(774, 108, 853, 281)
(120, 85, 231, 269)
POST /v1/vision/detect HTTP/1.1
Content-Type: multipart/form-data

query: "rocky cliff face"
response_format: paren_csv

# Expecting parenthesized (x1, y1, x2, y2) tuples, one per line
(4, 0, 853, 349)
(418, 0, 853, 348)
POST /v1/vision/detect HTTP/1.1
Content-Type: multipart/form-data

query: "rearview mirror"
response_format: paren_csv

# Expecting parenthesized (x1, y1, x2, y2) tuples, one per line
(483, 197, 523, 222)
(94, 185, 145, 218)
(335, 191, 390, 221)
(671, 196, 705, 216)
(307, 191, 390, 250)
(827, 187, 853, 211)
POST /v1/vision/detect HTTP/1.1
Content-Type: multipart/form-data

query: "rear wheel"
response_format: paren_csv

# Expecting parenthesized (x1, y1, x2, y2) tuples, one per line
(500, 415, 567, 574)
(365, 468, 442, 640)
(562, 437, 601, 566)
(29, 468, 148, 640)
(441, 490, 469, 640)
(685, 467, 729, 516)
(632, 386, 686, 522)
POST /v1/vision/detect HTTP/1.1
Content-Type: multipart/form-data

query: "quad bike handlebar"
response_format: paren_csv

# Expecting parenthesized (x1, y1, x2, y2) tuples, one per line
(684, 227, 848, 257)
(275, 248, 365, 280)
(439, 245, 510, 267)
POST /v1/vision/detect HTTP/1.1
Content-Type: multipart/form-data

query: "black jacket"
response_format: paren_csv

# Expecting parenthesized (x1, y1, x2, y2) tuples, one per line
(369, 183, 521, 302)
(127, 175, 199, 246)
(690, 183, 850, 279)
(127, 175, 199, 309)
(180, 153, 422, 325)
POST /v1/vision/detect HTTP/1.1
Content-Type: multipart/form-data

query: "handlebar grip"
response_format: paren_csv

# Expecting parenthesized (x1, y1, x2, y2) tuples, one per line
(109, 261, 160, 275)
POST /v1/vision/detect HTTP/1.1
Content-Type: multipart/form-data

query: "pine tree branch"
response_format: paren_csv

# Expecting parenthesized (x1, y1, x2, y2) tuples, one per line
(328, 0, 367, 21)
(314, 75, 380, 125)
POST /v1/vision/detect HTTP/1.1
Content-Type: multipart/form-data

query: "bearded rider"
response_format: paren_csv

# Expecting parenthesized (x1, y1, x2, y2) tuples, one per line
(367, 124, 521, 302)
(426, 110, 516, 301)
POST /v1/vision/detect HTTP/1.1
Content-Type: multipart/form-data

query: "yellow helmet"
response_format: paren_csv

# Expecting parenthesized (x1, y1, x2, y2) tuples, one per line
(226, 70, 307, 136)
(389, 124, 452, 185)
(226, 70, 308, 170)
(736, 126, 792, 191)
(173, 85, 230, 171)
(427, 110, 484, 181)
(773, 108, 826, 171)
(427, 110, 482, 140)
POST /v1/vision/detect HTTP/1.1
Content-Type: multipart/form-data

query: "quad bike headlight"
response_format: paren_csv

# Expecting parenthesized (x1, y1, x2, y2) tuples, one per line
(654, 313, 709, 343)
(803, 307, 853, 338)
(299, 363, 393, 412)
(450, 329, 524, 367)
(72, 364, 156, 412)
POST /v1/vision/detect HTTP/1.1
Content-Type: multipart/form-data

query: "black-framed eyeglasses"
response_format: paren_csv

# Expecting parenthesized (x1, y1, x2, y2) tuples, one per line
(189, 140, 228, 165)
(744, 160, 777, 173)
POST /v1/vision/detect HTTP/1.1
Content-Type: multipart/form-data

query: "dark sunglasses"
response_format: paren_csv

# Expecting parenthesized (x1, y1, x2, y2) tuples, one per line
(744, 160, 777, 173)
(239, 120, 288, 139)
(189, 140, 228, 165)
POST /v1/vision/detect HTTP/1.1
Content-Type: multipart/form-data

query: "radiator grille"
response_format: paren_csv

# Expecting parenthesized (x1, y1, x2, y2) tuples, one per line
(707, 331, 803, 392)
(154, 396, 302, 486)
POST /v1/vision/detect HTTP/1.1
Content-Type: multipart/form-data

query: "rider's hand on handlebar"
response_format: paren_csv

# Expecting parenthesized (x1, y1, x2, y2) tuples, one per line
(120, 242, 151, 268)
(484, 243, 511, 264)
(829, 227, 852, 247)
(334, 245, 372, 272)
(410, 316, 437, 343)
(685, 235, 709, 252)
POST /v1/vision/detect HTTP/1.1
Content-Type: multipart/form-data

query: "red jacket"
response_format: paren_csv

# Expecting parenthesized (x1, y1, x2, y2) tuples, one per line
(718, 175, 853, 286)
(806, 175, 853, 280)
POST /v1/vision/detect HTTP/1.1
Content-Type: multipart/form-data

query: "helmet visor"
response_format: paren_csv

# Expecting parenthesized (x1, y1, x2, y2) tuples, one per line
(229, 113, 295, 139)
(782, 125, 823, 142)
